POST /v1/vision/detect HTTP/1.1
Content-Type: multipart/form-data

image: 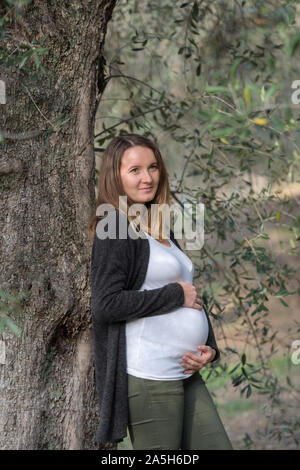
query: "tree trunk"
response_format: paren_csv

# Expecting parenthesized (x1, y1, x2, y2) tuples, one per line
(0, 0, 117, 449)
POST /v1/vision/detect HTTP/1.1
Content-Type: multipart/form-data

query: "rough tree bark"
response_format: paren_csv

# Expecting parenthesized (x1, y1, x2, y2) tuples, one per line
(0, 0, 117, 449)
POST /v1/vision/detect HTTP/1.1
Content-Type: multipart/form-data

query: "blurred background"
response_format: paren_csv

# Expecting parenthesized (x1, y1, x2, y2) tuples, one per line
(95, 0, 300, 450)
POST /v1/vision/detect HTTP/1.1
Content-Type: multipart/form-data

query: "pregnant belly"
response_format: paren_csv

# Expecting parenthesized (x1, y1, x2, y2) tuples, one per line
(126, 307, 210, 377)
(163, 307, 209, 351)
(140, 307, 209, 355)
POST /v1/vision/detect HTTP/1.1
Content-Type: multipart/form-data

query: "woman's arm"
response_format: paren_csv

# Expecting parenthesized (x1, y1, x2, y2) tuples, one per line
(90, 232, 185, 325)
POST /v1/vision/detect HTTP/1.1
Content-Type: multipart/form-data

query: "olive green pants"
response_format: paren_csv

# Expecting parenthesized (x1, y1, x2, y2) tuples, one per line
(126, 372, 233, 450)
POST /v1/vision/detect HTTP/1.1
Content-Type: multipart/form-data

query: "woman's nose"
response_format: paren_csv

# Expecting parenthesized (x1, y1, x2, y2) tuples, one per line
(141, 171, 153, 182)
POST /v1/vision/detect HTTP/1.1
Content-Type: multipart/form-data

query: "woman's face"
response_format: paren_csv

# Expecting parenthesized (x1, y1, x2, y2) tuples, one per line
(119, 146, 160, 204)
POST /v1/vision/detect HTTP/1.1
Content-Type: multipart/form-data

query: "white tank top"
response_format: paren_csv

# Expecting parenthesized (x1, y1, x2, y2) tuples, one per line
(125, 231, 209, 380)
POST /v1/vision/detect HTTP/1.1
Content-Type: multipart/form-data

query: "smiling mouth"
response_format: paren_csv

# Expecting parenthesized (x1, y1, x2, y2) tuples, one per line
(140, 187, 153, 190)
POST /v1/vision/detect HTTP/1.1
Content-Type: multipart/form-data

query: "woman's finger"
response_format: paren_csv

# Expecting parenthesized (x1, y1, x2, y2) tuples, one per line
(183, 356, 203, 368)
(181, 360, 199, 371)
(184, 352, 206, 365)
(194, 299, 203, 309)
(181, 360, 199, 368)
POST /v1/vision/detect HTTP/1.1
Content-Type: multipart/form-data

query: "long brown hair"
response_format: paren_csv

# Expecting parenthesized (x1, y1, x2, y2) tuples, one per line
(89, 134, 172, 243)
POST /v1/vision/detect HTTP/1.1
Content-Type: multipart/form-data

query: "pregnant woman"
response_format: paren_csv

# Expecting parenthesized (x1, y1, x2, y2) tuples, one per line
(89, 133, 233, 450)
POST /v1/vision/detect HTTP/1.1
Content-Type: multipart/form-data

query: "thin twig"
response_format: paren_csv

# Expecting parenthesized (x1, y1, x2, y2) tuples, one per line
(94, 105, 168, 138)
(106, 73, 163, 96)
(22, 84, 55, 129)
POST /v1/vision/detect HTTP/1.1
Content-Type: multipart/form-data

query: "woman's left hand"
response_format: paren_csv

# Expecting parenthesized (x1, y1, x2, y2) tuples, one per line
(180, 345, 216, 374)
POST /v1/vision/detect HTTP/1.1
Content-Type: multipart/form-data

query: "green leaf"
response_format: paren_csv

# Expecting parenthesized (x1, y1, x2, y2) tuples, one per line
(251, 303, 269, 316)
(289, 238, 296, 249)
(18, 55, 29, 68)
(275, 288, 288, 296)
(264, 84, 283, 100)
(279, 298, 289, 307)
(229, 363, 240, 374)
(192, 1, 199, 17)
(286, 376, 292, 387)
(229, 58, 242, 81)
(232, 374, 244, 387)
(244, 87, 251, 107)
(3, 317, 21, 336)
(270, 116, 285, 132)
(205, 85, 231, 96)
(285, 106, 293, 123)
(0, 317, 6, 335)
(192, 109, 211, 122)
(211, 127, 237, 137)
(288, 33, 300, 57)
(33, 51, 40, 68)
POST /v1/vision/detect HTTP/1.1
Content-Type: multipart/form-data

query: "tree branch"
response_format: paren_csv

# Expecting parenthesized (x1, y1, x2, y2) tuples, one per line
(0, 129, 43, 140)
(94, 105, 168, 138)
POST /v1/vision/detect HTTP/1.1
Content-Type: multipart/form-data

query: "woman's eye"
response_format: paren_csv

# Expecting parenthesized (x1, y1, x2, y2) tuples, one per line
(131, 165, 158, 173)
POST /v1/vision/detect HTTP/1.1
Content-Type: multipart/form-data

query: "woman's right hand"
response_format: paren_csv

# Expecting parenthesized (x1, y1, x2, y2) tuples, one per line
(177, 281, 204, 310)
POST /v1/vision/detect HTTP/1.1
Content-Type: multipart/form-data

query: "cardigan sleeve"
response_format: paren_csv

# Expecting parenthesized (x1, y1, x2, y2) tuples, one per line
(90, 231, 185, 325)
(203, 307, 220, 362)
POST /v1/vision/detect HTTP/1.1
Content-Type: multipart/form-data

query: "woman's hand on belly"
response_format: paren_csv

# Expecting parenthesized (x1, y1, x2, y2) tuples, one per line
(177, 281, 203, 310)
(180, 345, 217, 373)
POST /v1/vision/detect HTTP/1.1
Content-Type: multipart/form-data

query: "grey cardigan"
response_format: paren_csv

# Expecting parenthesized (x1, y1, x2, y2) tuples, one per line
(90, 209, 220, 445)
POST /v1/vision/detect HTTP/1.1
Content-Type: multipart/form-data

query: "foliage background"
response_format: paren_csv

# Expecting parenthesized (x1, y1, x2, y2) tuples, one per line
(95, 0, 300, 449)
